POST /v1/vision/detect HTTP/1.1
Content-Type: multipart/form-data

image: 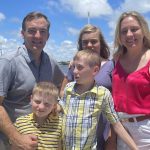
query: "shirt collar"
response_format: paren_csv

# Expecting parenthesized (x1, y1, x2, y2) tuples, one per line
(67, 82, 98, 95)
(18, 45, 48, 64)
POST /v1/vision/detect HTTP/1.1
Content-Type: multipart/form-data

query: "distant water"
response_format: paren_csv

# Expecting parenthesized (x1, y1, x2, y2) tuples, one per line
(59, 64, 68, 75)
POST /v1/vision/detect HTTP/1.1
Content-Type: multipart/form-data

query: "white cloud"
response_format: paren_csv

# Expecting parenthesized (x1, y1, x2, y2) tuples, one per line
(60, 0, 113, 17)
(0, 35, 7, 44)
(120, 0, 150, 13)
(47, 0, 113, 18)
(10, 17, 21, 24)
(67, 27, 80, 36)
(107, 0, 150, 38)
(0, 35, 21, 55)
(46, 0, 62, 13)
(45, 39, 77, 61)
(0, 12, 5, 22)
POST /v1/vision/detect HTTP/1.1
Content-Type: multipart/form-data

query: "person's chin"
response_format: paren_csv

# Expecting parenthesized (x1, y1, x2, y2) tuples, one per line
(36, 112, 44, 117)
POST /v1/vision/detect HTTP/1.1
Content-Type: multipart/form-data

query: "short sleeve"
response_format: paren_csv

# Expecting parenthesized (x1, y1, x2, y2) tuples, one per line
(101, 89, 119, 124)
(50, 57, 64, 88)
(0, 58, 14, 97)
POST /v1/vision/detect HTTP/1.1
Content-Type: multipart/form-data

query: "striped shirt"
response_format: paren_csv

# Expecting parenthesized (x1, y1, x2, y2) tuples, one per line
(14, 113, 62, 150)
(60, 82, 119, 150)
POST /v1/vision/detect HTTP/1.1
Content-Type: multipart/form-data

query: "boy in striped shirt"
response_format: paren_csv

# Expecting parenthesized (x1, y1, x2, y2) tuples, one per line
(11, 82, 62, 150)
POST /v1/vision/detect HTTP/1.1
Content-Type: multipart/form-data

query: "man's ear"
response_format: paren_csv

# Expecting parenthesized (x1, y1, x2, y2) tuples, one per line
(47, 32, 50, 40)
(93, 65, 100, 76)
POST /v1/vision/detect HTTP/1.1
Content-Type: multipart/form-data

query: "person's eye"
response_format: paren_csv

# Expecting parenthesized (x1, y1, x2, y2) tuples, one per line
(131, 28, 139, 32)
(27, 29, 36, 34)
(91, 40, 98, 44)
(44, 103, 51, 107)
(34, 100, 41, 104)
(40, 29, 47, 34)
(82, 40, 88, 45)
(121, 29, 127, 35)
(77, 65, 83, 71)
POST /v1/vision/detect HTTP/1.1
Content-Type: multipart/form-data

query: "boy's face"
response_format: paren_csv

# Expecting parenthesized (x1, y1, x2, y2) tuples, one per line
(31, 93, 56, 119)
(73, 56, 99, 85)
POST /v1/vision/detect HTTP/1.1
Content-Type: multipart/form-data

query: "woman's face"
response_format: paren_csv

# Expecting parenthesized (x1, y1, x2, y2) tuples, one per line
(81, 31, 101, 55)
(120, 16, 144, 51)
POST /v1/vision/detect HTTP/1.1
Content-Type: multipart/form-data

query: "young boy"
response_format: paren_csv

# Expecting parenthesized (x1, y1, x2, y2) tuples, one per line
(11, 82, 62, 150)
(59, 50, 137, 150)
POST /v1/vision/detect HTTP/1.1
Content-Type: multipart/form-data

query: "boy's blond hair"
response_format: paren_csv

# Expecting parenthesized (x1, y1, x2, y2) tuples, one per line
(73, 49, 101, 68)
(32, 82, 58, 102)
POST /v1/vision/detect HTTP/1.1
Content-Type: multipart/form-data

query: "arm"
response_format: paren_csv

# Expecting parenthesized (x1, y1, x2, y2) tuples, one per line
(0, 96, 38, 150)
(59, 76, 69, 98)
(104, 125, 117, 150)
(58, 138, 62, 150)
(112, 121, 138, 150)
(101, 89, 136, 150)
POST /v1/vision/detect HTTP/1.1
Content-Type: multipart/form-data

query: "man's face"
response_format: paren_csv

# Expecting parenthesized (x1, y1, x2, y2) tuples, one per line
(31, 94, 56, 120)
(21, 17, 49, 55)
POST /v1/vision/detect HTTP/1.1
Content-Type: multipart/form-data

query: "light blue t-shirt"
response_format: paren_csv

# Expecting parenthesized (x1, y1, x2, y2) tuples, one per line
(0, 45, 64, 123)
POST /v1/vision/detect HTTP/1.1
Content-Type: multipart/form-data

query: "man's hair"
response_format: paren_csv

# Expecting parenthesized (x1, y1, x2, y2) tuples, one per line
(73, 49, 101, 68)
(22, 11, 50, 31)
(32, 82, 58, 101)
(78, 24, 110, 59)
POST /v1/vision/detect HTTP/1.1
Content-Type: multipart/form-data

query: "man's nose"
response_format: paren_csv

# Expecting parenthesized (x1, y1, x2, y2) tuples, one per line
(34, 30, 41, 38)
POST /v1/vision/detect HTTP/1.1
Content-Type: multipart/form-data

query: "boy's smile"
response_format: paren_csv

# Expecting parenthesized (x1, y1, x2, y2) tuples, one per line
(31, 94, 56, 122)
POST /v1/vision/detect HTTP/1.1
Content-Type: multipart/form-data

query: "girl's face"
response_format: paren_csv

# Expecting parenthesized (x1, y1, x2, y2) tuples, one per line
(120, 16, 144, 51)
(81, 31, 101, 55)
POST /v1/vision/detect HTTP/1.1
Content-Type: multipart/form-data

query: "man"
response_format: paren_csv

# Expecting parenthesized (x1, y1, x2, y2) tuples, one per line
(0, 11, 64, 150)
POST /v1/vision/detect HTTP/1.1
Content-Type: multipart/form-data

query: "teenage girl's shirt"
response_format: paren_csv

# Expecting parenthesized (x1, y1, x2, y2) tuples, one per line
(112, 60, 150, 114)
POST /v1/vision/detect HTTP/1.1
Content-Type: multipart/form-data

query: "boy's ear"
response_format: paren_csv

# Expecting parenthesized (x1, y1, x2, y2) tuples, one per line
(93, 65, 100, 76)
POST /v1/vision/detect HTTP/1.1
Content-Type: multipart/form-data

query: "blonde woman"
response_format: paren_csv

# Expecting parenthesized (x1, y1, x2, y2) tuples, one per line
(113, 11, 150, 150)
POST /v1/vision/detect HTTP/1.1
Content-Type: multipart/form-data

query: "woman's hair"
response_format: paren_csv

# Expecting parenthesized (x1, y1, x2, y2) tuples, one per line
(114, 11, 150, 58)
(73, 49, 101, 68)
(78, 24, 110, 59)
(32, 82, 58, 101)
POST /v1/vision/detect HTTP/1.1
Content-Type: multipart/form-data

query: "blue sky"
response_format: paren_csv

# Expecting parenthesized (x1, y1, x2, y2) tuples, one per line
(0, 0, 150, 61)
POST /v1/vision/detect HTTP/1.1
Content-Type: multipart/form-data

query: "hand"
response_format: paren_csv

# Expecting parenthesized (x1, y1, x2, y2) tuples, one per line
(11, 134, 38, 150)
(52, 104, 63, 115)
(68, 60, 74, 68)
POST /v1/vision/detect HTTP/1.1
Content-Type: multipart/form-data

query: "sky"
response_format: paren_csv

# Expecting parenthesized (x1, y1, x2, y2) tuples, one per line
(0, 0, 150, 61)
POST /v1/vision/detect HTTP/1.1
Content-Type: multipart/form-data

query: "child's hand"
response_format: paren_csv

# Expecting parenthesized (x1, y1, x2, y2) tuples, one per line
(52, 104, 63, 115)
(68, 60, 74, 69)
(56, 104, 63, 113)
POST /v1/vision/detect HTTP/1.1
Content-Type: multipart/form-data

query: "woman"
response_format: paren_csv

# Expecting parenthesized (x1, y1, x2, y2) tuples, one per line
(60, 24, 116, 150)
(113, 11, 150, 150)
